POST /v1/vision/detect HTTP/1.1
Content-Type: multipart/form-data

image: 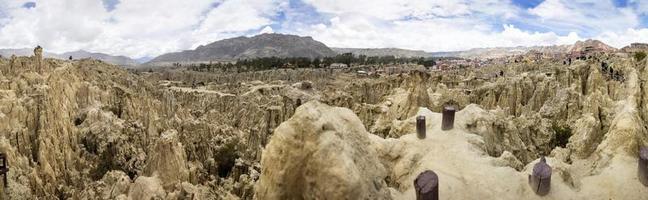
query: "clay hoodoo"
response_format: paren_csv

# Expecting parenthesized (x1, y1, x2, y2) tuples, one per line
(255, 101, 392, 199)
(257, 100, 648, 199)
(0, 40, 647, 199)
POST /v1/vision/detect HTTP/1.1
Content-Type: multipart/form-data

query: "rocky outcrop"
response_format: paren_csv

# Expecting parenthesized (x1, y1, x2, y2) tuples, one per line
(78, 170, 131, 199)
(570, 39, 617, 54)
(255, 101, 392, 199)
(0, 45, 646, 199)
(128, 176, 166, 199)
(255, 100, 648, 199)
(143, 129, 189, 190)
(0, 56, 279, 199)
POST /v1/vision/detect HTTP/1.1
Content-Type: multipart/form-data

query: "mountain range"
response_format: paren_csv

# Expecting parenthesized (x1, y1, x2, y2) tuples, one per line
(146, 33, 336, 66)
(332, 47, 432, 58)
(0, 34, 633, 67)
(146, 34, 607, 66)
(0, 48, 139, 66)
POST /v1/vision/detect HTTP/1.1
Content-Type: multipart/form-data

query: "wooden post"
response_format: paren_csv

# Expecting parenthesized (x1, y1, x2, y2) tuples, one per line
(2, 155, 4, 187)
(416, 116, 426, 139)
(639, 146, 648, 186)
(414, 170, 438, 200)
(0, 153, 7, 188)
(528, 157, 551, 196)
(441, 106, 455, 131)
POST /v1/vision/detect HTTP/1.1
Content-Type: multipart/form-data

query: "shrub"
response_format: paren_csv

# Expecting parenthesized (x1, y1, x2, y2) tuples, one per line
(552, 123, 572, 148)
(635, 52, 647, 62)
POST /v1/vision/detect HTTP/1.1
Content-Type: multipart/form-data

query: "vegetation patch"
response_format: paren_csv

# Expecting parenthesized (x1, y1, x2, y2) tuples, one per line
(552, 123, 573, 148)
(635, 52, 646, 62)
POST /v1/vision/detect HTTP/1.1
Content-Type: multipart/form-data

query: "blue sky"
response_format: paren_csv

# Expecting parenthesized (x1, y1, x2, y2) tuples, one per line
(512, 0, 544, 8)
(0, 0, 647, 58)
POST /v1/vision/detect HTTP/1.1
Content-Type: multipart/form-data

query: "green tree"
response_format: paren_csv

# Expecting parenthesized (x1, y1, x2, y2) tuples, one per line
(312, 58, 321, 68)
(322, 57, 334, 67)
(335, 53, 354, 66)
(419, 58, 436, 67)
(635, 52, 647, 61)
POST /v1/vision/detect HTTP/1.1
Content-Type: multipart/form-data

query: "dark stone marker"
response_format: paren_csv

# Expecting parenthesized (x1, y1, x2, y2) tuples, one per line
(0, 153, 7, 187)
(414, 170, 438, 200)
(639, 146, 648, 187)
(441, 106, 456, 131)
(528, 157, 551, 196)
(417, 116, 426, 139)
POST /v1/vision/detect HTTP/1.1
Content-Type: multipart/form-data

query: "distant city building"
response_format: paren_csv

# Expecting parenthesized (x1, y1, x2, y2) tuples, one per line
(329, 63, 348, 68)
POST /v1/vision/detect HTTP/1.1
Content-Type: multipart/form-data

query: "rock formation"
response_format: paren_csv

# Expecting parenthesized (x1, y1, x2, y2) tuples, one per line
(0, 44, 646, 199)
(255, 101, 392, 199)
(142, 129, 189, 190)
(34, 46, 43, 73)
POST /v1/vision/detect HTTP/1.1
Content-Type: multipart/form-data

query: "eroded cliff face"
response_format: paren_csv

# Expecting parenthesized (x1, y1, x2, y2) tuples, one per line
(255, 56, 648, 199)
(0, 52, 646, 199)
(255, 101, 391, 199)
(256, 99, 647, 199)
(0, 56, 260, 199)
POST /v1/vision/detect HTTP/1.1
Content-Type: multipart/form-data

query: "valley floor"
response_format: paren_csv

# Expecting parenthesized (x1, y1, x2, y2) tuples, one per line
(0, 54, 646, 199)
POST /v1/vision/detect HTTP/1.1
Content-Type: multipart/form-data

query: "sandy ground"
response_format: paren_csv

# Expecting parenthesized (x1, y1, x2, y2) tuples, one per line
(383, 107, 647, 199)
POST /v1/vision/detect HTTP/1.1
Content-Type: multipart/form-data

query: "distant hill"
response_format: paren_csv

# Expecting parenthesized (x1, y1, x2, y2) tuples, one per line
(621, 43, 648, 53)
(60, 50, 139, 66)
(0, 48, 139, 66)
(433, 40, 617, 59)
(431, 45, 572, 59)
(331, 45, 578, 60)
(332, 47, 433, 58)
(570, 39, 617, 53)
(147, 33, 337, 66)
(0, 48, 60, 58)
(0, 38, 621, 68)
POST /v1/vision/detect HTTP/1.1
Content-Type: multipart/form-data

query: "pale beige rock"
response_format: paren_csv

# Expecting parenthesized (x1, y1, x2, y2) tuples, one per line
(100, 171, 132, 199)
(1, 51, 648, 200)
(128, 176, 166, 200)
(143, 129, 189, 190)
(376, 106, 648, 199)
(255, 101, 392, 200)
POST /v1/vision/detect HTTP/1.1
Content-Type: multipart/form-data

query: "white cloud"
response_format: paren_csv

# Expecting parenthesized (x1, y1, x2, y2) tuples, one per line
(528, 0, 639, 35)
(0, 0, 646, 58)
(0, 0, 109, 49)
(295, 0, 580, 52)
(259, 26, 275, 34)
(0, 0, 284, 58)
(596, 28, 648, 48)
(300, 14, 582, 52)
(528, 0, 575, 20)
(191, 0, 284, 47)
(293, 0, 648, 52)
(301, 0, 518, 20)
